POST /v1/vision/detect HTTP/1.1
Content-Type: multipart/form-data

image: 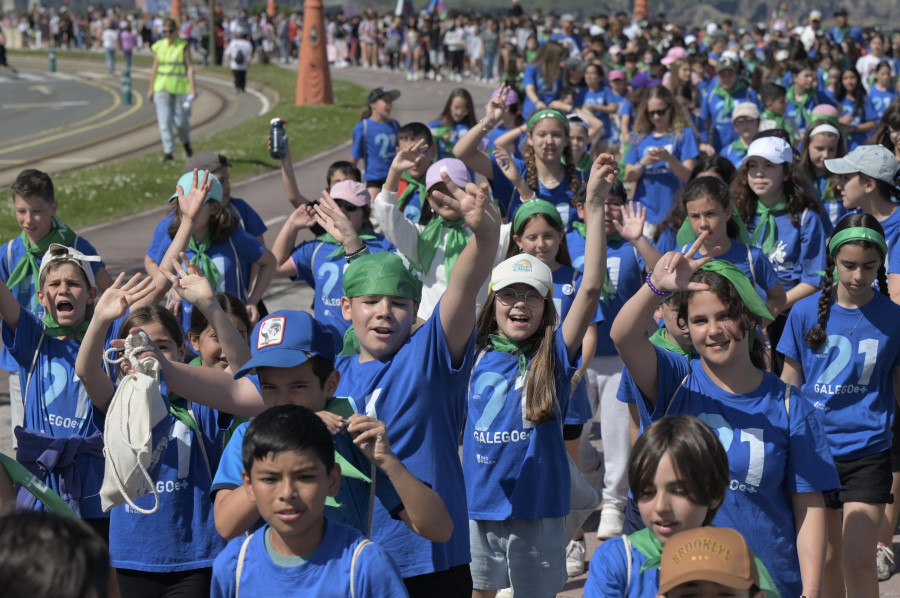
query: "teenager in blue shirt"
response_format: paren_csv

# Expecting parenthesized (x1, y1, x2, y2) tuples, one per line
(522, 41, 567, 120)
(828, 10, 865, 46)
(869, 61, 897, 120)
(624, 85, 699, 226)
(779, 215, 900, 597)
(611, 241, 839, 598)
(796, 121, 850, 230)
(833, 67, 879, 150)
(428, 88, 476, 163)
(581, 63, 619, 152)
(784, 61, 837, 139)
(352, 87, 402, 201)
(700, 56, 758, 152)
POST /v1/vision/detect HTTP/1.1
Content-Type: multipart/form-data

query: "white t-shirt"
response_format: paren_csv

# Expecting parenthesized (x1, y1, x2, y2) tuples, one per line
(225, 39, 253, 71)
(102, 28, 118, 50)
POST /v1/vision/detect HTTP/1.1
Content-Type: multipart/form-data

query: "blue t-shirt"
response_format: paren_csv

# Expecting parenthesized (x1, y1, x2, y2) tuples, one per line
(464, 327, 576, 519)
(428, 118, 472, 162)
(211, 521, 409, 598)
(778, 292, 900, 460)
(828, 25, 864, 45)
(109, 389, 230, 572)
(838, 95, 878, 150)
(701, 85, 759, 151)
(746, 207, 826, 292)
(631, 347, 839, 598)
(351, 118, 401, 181)
(785, 89, 837, 138)
(523, 64, 563, 120)
(0, 234, 105, 372)
(584, 536, 661, 598)
(870, 87, 897, 120)
(335, 300, 473, 578)
(815, 175, 854, 231)
(488, 154, 586, 230)
(625, 130, 699, 224)
(2, 309, 117, 518)
(145, 197, 268, 266)
(210, 408, 405, 537)
(608, 90, 628, 145)
(290, 236, 394, 343)
(596, 238, 646, 356)
(879, 208, 900, 272)
(720, 140, 748, 168)
(148, 227, 266, 331)
(582, 86, 615, 140)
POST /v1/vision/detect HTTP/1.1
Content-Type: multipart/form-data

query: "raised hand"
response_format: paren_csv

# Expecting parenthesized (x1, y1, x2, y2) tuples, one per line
(347, 414, 393, 468)
(493, 148, 522, 184)
(162, 254, 215, 307)
(431, 174, 500, 238)
(94, 272, 156, 323)
(286, 204, 318, 230)
(615, 200, 647, 242)
(585, 153, 620, 208)
(176, 169, 214, 224)
(391, 138, 429, 173)
(484, 82, 512, 125)
(649, 232, 721, 293)
(312, 190, 359, 247)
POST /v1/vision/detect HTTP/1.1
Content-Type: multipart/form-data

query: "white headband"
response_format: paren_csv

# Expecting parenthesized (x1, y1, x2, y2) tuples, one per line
(811, 124, 841, 138)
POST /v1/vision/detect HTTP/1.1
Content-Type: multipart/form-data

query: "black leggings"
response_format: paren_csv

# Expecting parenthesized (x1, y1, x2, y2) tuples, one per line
(404, 563, 473, 598)
(116, 567, 212, 598)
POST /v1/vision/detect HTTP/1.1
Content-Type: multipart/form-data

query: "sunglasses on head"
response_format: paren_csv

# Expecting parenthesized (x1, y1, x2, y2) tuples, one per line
(647, 107, 670, 117)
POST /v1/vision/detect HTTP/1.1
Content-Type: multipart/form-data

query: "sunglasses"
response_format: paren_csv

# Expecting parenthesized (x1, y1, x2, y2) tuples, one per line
(647, 107, 670, 117)
(334, 200, 361, 213)
(495, 288, 545, 308)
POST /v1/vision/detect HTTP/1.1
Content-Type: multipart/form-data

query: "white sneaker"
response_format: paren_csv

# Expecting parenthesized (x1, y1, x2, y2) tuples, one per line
(596, 504, 625, 540)
(877, 542, 895, 581)
(566, 538, 586, 577)
(496, 589, 514, 598)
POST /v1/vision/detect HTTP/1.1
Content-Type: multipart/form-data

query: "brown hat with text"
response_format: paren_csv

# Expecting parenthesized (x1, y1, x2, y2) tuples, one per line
(658, 527, 759, 594)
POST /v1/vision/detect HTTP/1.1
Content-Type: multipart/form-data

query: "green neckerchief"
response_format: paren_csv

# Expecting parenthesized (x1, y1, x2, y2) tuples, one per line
(699, 260, 773, 320)
(6, 218, 78, 294)
(431, 126, 458, 154)
(41, 313, 90, 342)
(759, 109, 795, 144)
(712, 80, 747, 120)
(750, 197, 787, 256)
(563, 151, 594, 172)
(0, 452, 78, 518)
(339, 325, 361, 356)
(786, 84, 814, 130)
(188, 233, 220, 291)
(398, 171, 427, 213)
(729, 137, 748, 153)
(649, 327, 694, 359)
(675, 204, 751, 246)
(324, 397, 373, 508)
(599, 232, 624, 305)
(489, 334, 536, 377)
(571, 221, 587, 238)
(317, 226, 379, 259)
(628, 527, 665, 572)
(416, 217, 468, 275)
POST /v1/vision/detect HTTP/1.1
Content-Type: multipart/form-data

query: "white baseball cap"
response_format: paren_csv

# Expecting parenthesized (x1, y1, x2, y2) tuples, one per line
(743, 136, 793, 165)
(490, 254, 553, 297)
(825, 145, 900, 184)
(39, 243, 102, 288)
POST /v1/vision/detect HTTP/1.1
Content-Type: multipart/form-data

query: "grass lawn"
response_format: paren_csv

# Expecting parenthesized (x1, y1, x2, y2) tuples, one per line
(1, 51, 367, 242)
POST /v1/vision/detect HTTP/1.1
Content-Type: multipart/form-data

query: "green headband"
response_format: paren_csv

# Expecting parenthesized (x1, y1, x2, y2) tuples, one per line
(527, 109, 570, 133)
(698, 260, 773, 321)
(342, 252, 423, 303)
(513, 199, 564, 233)
(828, 227, 888, 258)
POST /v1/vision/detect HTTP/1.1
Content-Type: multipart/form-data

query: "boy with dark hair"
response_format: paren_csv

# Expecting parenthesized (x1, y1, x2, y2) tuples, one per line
(759, 83, 799, 143)
(211, 404, 410, 598)
(393, 122, 436, 222)
(1, 169, 113, 447)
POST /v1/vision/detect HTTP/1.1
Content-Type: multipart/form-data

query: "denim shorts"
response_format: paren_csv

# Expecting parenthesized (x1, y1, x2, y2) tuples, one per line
(469, 517, 567, 596)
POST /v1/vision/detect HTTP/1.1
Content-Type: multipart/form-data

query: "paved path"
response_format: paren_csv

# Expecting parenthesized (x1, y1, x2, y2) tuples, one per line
(2, 61, 900, 594)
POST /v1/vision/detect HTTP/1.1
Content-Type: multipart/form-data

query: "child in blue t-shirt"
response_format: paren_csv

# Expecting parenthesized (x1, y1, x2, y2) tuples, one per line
(314, 173, 503, 593)
(581, 63, 619, 152)
(869, 61, 897, 120)
(352, 86, 402, 200)
(210, 405, 410, 598)
(833, 67, 878, 150)
(611, 242, 839, 598)
(797, 120, 850, 230)
(272, 180, 394, 344)
(585, 416, 779, 598)
(700, 58, 758, 152)
(779, 215, 900, 596)
(464, 155, 615, 597)
(428, 88, 476, 163)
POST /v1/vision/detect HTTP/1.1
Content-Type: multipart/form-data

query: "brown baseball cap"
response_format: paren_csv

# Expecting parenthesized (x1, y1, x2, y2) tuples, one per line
(185, 151, 231, 174)
(658, 527, 759, 594)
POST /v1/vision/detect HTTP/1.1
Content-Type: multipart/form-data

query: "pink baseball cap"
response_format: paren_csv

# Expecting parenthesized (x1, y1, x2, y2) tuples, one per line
(486, 87, 520, 108)
(608, 69, 626, 81)
(426, 158, 470, 192)
(661, 46, 687, 65)
(811, 104, 840, 117)
(329, 180, 371, 206)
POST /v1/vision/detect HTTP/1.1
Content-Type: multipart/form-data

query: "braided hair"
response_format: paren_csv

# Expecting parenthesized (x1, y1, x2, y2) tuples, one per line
(804, 213, 889, 349)
(523, 126, 581, 195)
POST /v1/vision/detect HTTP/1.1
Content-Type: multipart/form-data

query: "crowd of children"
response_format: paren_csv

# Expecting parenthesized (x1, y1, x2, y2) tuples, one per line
(11, 10, 900, 597)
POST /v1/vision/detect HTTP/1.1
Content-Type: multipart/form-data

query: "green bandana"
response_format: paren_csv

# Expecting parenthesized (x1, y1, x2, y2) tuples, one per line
(489, 334, 536, 377)
(324, 397, 373, 508)
(699, 260, 773, 321)
(398, 172, 428, 213)
(339, 325, 361, 356)
(0, 452, 77, 517)
(317, 226, 379, 259)
(576, 152, 594, 172)
(41, 313, 90, 342)
(343, 252, 422, 302)
(676, 204, 751, 247)
(750, 198, 787, 256)
(188, 233, 220, 291)
(431, 126, 458, 153)
(571, 220, 587, 238)
(417, 217, 468, 275)
(712, 80, 748, 121)
(513, 199, 563, 233)
(6, 218, 78, 302)
(628, 528, 666, 572)
(527, 109, 570, 133)
(828, 226, 888, 258)
(786, 84, 814, 130)
(649, 327, 694, 359)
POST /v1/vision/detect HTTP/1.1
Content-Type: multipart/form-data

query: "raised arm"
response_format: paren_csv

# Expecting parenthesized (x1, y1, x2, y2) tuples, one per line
(453, 84, 513, 179)
(272, 205, 317, 277)
(0, 279, 21, 333)
(615, 200, 662, 269)
(434, 177, 501, 364)
(560, 155, 615, 360)
(155, 354, 265, 416)
(492, 124, 527, 155)
(274, 135, 313, 208)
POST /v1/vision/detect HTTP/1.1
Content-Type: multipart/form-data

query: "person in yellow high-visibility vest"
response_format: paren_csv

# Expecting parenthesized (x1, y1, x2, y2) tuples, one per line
(148, 18, 196, 162)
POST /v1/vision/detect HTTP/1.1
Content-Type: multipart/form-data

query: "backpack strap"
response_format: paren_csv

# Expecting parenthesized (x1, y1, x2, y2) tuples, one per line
(621, 533, 633, 592)
(746, 244, 758, 289)
(663, 368, 692, 417)
(235, 532, 254, 598)
(187, 402, 214, 480)
(350, 538, 373, 598)
(784, 383, 791, 419)
(23, 335, 46, 412)
(228, 237, 246, 302)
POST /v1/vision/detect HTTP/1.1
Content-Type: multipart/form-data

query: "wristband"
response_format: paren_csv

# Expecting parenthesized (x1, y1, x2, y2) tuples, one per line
(344, 246, 370, 263)
(479, 118, 495, 133)
(645, 271, 672, 297)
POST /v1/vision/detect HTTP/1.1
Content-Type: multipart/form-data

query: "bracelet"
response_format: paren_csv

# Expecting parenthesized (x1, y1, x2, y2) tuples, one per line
(645, 271, 672, 297)
(344, 246, 370, 263)
(572, 371, 583, 385)
(479, 118, 495, 133)
(635, 162, 646, 173)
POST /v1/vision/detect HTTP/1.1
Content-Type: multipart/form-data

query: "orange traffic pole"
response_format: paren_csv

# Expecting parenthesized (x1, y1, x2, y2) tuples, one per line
(295, 0, 333, 105)
(171, 0, 182, 23)
(267, 0, 277, 18)
(634, 0, 649, 21)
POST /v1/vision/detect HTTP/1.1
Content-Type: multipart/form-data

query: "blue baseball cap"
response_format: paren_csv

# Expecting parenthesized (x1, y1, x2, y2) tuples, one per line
(168, 169, 223, 203)
(234, 311, 336, 379)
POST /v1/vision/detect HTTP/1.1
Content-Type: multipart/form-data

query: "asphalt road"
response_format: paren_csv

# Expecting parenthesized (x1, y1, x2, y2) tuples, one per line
(1, 61, 900, 595)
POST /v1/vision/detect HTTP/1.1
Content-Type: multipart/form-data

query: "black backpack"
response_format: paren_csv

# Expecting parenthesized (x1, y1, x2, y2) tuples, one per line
(235, 47, 245, 65)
